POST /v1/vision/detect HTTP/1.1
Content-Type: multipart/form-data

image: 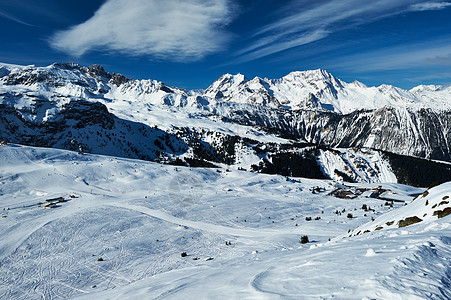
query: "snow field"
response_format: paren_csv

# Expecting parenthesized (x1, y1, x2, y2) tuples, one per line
(0, 144, 449, 299)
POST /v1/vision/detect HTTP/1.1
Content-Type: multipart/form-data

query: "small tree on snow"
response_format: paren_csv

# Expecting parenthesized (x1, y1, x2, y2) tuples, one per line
(300, 235, 309, 244)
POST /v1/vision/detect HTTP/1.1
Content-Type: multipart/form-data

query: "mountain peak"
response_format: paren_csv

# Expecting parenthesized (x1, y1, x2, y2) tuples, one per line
(350, 80, 367, 88)
(220, 72, 248, 83)
(204, 73, 248, 97)
(410, 84, 443, 93)
(285, 69, 334, 80)
(50, 62, 83, 70)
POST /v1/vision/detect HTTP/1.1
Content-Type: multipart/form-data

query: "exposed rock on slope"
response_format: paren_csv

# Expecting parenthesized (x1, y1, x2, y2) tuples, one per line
(348, 181, 451, 237)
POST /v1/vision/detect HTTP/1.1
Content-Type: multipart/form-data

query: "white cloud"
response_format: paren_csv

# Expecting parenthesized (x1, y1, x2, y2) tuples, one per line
(410, 1, 451, 11)
(50, 0, 233, 61)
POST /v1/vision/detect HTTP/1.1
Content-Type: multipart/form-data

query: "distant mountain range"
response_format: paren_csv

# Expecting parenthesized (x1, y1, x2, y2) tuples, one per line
(1, 62, 450, 186)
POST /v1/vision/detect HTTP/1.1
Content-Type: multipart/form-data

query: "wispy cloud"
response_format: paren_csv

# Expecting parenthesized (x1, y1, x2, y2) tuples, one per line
(233, 0, 451, 63)
(405, 72, 451, 84)
(234, 29, 329, 64)
(0, 10, 33, 26)
(409, 1, 451, 11)
(50, 0, 233, 61)
(426, 53, 451, 65)
(327, 40, 451, 71)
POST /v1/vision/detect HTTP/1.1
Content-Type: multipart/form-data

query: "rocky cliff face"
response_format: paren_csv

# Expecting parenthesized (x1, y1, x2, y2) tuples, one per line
(0, 99, 187, 161)
(220, 106, 450, 161)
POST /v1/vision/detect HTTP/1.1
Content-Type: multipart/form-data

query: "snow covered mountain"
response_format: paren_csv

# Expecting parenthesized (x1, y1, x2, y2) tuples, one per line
(0, 62, 450, 184)
(204, 68, 451, 113)
(2, 62, 450, 113)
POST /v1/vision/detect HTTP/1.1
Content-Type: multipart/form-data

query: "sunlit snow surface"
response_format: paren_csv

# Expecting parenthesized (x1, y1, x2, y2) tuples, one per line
(0, 144, 449, 299)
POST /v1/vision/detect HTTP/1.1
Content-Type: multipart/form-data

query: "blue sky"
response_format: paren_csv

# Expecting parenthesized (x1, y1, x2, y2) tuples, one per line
(1, 0, 451, 90)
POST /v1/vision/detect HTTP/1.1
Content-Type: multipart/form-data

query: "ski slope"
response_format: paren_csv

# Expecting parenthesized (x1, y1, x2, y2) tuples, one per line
(0, 144, 449, 299)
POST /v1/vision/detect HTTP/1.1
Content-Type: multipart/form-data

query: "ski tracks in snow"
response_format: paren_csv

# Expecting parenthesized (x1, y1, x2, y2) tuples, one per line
(107, 202, 309, 239)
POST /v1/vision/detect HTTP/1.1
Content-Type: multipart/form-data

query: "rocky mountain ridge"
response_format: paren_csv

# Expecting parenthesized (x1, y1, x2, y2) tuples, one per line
(2, 62, 450, 114)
